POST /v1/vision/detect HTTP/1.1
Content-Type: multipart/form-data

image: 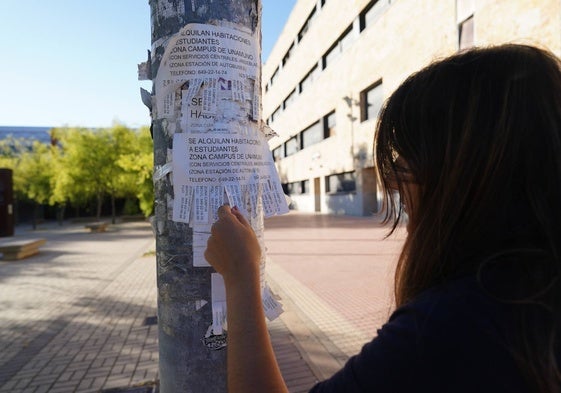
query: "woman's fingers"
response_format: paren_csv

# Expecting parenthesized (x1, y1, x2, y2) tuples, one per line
(231, 206, 251, 228)
(217, 204, 232, 219)
(206, 204, 258, 274)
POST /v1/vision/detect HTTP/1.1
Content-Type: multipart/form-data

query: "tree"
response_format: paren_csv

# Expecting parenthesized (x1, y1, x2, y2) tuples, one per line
(105, 124, 140, 222)
(0, 126, 152, 225)
(117, 126, 154, 216)
(16, 141, 58, 228)
(54, 125, 139, 223)
(0, 137, 20, 172)
(0, 137, 23, 225)
(53, 127, 104, 218)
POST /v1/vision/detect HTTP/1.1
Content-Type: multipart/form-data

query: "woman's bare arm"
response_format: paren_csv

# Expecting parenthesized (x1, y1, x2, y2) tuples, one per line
(205, 205, 289, 393)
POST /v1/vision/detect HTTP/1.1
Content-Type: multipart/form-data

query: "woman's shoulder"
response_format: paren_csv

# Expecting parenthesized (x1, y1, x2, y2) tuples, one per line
(375, 274, 525, 391)
(389, 273, 512, 350)
(393, 273, 498, 323)
(311, 274, 529, 392)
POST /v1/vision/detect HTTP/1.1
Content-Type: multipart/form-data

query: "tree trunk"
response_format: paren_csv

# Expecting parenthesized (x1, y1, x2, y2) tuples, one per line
(56, 203, 65, 226)
(96, 193, 102, 220)
(149, 1, 261, 391)
(32, 202, 38, 230)
(111, 194, 116, 224)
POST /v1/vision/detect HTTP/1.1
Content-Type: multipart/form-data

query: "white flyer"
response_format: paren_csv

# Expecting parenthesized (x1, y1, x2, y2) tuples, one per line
(172, 132, 289, 221)
(157, 22, 288, 336)
(211, 273, 227, 335)
(155, 23, 258, 120)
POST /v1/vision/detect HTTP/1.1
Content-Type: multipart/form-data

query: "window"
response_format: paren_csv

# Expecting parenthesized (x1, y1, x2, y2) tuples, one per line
(286, 180, 309, 195)
(339, 26, 355, 53)
(285, 136, 300, 156)
(282, 43, 295, 66)
(323, 111, 336, 137)
(301, 121, 323, 149)
(299, 64, 319, 93)
(360, 0, 390, 31)
(323, 41, 340, 69)
(272, 146, 283, 162)
(283, 89, 297, 110)
(298, 6, 317, 42)
(458, 16, 474, 50)
(302, 179, 310, 194)
(322, 24, 354, 69)
(270, 106, 281, 123)
(457, 0, 474, 50)
(326, 172, 356, 193)
(269, 67, 279, 87)
(360, 81, 383, 122)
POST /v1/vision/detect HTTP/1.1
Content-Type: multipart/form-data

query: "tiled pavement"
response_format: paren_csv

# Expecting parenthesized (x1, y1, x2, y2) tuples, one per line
(0, 222, 158, 393)
(0, 213, 403, 392)
(265, 213, 405, 378)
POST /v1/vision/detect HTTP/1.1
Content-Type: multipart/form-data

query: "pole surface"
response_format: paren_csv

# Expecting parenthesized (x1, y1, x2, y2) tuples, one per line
(149, 1, 260, 392)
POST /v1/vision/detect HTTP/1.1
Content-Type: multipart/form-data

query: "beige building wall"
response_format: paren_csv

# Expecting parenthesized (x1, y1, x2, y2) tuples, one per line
(263, 0, 561, 216)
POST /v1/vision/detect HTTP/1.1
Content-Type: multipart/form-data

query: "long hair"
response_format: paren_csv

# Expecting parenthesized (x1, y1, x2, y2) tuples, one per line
(375, 44, 561, 392)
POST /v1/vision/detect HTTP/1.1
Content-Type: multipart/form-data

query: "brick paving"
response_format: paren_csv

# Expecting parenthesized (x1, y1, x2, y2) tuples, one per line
(0, 221, 158, 393)
(264, 212, 405, 378)
(0, 213, 403, 392)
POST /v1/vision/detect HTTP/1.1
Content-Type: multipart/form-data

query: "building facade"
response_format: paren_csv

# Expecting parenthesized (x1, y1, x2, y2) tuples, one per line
(263, 0, 561, 215)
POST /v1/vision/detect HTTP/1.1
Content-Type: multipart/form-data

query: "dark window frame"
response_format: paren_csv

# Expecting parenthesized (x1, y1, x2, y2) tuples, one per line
(284, 135, 300, 157)
(283, 89, 297, 110)
(322, 24, 353, 70)
(282, 42, 295, 66)
(360, 80, 383, 122)
(458, 15, 474, 50)
(270, 105, 281, 123)
(298, 6, 318, 42)
(272, 146, 283, 162)
(286, 180, 310, 195)
(359, 0, 390, 31)
(269, 67, 279, 87)
(301, 120, 323, 149)
(299, 64, 319, 93)
(325, 171, 357, 194)
(323, 111, 336, 138)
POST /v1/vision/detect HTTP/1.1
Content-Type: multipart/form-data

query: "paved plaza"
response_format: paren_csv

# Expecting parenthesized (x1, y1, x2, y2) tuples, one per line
(0, 222, 158, 393)
(265, 213, 405, 378)
(0, 213, 404, 392)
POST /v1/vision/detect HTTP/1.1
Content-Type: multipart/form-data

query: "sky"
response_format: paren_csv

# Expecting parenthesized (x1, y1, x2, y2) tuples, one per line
(0, 0, 296, 129)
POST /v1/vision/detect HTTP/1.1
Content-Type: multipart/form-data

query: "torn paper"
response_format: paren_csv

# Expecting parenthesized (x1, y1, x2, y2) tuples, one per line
(155, 22, 288, 342)
(154, 23, 258, 121)
(172, 132, 288, 224)
(211, 273, 227, 335)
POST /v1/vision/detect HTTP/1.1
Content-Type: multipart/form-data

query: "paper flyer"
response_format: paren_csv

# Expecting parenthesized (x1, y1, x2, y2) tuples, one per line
(155, 22, 287, 346)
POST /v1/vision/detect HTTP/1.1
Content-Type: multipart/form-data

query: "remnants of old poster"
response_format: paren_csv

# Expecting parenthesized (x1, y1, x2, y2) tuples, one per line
(155, 22, 287, 343)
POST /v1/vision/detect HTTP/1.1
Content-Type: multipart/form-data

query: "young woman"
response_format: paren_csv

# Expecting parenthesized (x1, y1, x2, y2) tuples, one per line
(205, 44, 561, 393)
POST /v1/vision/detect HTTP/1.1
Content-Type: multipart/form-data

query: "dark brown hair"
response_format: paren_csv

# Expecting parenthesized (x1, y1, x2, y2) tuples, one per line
(375, 44, 561, 392)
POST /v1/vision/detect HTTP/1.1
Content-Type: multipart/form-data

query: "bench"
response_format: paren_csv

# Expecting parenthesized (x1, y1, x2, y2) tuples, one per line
(0, 238, 47, 260)
(85, 221, 109, 233)
(120, 215, 146, 223)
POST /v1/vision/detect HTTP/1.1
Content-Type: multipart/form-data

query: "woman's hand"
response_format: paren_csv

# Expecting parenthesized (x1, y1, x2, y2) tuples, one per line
(205, 205, 261, 282)
(205, 204, 289, 393)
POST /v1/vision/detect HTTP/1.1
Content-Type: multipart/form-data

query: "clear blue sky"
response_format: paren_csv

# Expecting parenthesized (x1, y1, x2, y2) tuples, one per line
(0, 0, 296, 128)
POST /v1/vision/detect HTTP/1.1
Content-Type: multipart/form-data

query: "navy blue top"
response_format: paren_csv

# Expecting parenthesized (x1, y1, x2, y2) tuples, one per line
(309, 274, 530, 393)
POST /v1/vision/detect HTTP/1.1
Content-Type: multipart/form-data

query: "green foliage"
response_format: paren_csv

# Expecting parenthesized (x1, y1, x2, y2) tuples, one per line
(0, 124, 153, 218)
(0, 139, 17, 173)
(0, 137, 53, 203)
(117, 126, 154, 216)
(17, 141, 57, 204)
